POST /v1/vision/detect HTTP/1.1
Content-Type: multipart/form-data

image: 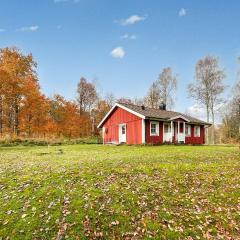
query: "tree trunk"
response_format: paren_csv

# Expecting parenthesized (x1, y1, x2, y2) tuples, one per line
(211, 109, 215, 144)
(13, 98, 20, 137)
(27, 114, 33, 138)
(0, 96, 3, 137)
(206, 105, 210, 144)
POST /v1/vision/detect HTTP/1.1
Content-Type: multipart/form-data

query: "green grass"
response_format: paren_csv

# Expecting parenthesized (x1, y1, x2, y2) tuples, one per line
(0, 145, 239, 239)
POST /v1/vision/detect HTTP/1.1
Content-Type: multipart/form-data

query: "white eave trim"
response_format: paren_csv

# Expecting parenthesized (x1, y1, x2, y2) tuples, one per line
(97, 103, 145, 128)
(97, 105, 117, 128)
(170, 115, 190, 122)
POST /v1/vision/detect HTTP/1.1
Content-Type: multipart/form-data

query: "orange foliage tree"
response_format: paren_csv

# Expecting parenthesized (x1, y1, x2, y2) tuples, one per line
(0, 47, 111, 139)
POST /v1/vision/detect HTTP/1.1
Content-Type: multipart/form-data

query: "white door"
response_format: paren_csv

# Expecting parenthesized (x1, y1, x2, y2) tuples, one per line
(119, 124, 126, 143)
(163, 123, 172, 142)
(177, 122, 185, 143)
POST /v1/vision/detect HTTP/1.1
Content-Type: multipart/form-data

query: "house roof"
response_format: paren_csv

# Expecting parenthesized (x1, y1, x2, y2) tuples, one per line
(97, 102, 211, 128)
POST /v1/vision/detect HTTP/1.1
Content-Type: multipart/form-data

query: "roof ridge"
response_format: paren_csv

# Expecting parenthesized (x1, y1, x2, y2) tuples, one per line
(118, 102, 179, 114)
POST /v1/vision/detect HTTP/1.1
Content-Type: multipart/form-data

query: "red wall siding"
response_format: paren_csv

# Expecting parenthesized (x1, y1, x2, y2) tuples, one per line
(185, 125, 205, 144)
(102, 107, 205, 145)
(103, 107, 142, 144)
(145, 120, 163, 144)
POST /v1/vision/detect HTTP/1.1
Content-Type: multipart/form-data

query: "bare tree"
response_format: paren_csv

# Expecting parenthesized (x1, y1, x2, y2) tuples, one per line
(144, 82, 161, 108)
(105, 93, 115, 108)
(144, 67, 177, 109)
(188, 56, 225, 144)
(76, 77, 98, 115)
(233, 79, 240, 142)
(157, 67, 177, 109)
(220, 80, 240, 143)
(132, 97, 144, 106)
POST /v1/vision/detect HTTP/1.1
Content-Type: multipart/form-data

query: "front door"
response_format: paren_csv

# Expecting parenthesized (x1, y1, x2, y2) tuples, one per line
(163, 123, 172, 142)
(119, 124, 126, 143)
(176, 122, 185, 143)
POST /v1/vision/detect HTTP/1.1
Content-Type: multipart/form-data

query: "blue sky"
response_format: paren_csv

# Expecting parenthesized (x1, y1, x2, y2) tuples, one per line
(0, 0, 239, 119)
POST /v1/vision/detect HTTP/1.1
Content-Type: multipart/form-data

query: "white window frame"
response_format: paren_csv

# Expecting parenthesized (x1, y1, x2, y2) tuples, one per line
(185, 124, 191, 137)
(150, 121, 159, 136)
(194, 126, 200, 137)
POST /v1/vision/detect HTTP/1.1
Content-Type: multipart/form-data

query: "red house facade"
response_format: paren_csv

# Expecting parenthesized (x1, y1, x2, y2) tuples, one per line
(97, 103, 210, 145)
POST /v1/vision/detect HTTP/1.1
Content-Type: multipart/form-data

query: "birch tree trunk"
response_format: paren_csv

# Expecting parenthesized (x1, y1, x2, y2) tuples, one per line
(206, 105, 210, 144)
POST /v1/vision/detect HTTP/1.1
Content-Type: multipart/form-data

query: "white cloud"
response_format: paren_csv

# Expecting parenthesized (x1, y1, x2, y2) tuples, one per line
(121, 33, 137, 40)
(186, 104, 206, 120)
(186, 103, 223, 124)
(17, 25, 39, 32)
(119, 15, 146, 26)
(0, 29, 5, 33)
(179, 8, 187, 17)
(110, 47, 125, 59)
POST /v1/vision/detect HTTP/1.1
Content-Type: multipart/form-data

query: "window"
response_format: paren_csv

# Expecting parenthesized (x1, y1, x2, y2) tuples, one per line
(185, 125, 191, 136)
(179, 122, 184, 133)
(150, 121, 159, 136)
(194, 126, 200, 137)
(122, 125, 126, 134)
(164, 123, 171, 133)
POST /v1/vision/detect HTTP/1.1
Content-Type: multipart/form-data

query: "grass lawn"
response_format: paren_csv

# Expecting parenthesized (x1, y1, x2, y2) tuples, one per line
(0, 145, 240, 239)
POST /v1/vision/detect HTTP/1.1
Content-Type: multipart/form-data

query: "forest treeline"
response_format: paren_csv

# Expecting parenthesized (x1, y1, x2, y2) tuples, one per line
(0, 47, 239, 143)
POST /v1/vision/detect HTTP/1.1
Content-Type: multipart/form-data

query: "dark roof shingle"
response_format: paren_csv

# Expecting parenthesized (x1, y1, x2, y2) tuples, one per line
(119, 102, 210, 125)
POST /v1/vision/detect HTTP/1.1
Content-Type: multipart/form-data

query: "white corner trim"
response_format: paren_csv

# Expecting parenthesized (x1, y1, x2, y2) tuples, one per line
(170, 115, 190, 122)
(102, 127, 105, 144)
(150, 121, 159, 136)
(142, 119, 145, 144)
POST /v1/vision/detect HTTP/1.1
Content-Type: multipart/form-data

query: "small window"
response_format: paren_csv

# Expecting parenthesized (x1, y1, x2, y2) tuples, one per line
(194, 126, 200, 137)
(150, 121, 159, 136)
(122, 125, 126, 134)
(179, 122, 184, 133)
(185, 125, 191, 136)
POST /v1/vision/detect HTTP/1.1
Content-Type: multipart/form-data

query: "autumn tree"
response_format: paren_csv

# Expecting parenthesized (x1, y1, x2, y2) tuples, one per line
(91, 100, 111, 135)
(188, 56, 225, 144)
(0, 47, 38, 137)
(19, 77, 48, 137)
(48, 95, 85, 138)
(0, 69, 9, 136)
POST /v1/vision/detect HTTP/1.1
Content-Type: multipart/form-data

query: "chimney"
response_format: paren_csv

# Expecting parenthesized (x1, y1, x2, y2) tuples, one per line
(141, 105, 145, 110)
(159, 102, 166, 110)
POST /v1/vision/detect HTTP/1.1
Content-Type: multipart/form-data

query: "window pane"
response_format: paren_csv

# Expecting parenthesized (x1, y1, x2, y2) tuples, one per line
(194, 126, 200, 137)
(185, 125, 191, 135)
(122, 125, 126, 134)
(164, 125, 168, 133)
(151, 123, 156, 134)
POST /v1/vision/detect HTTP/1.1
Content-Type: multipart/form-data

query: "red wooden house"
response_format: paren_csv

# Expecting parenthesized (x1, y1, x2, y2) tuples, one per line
(97, 102, 211, 145)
